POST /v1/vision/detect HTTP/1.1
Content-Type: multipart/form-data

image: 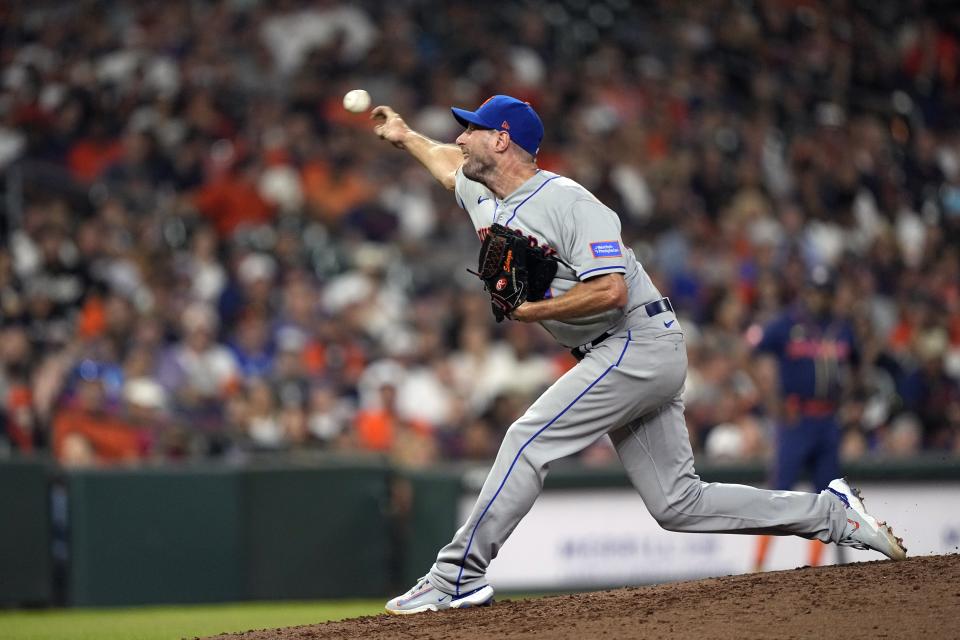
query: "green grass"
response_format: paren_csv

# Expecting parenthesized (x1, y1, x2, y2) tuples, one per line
(0, 599, 386, 640)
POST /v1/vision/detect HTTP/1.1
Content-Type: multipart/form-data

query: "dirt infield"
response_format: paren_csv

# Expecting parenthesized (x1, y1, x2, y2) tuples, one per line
(204, 554, 959, 640)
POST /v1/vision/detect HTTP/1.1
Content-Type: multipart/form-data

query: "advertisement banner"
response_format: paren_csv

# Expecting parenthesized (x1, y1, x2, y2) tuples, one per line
(458, 483, 960, 591)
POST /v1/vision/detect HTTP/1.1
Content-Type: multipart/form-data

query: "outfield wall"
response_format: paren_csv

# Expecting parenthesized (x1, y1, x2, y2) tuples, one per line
(0, 458, 52, 605)
(66, 460, 391, 606)
(0, 455, 958, 606)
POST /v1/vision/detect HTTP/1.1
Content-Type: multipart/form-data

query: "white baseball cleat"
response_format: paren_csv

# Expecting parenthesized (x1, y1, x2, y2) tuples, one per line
(826, 477, 907, 561)
(385, 576, 495, 615)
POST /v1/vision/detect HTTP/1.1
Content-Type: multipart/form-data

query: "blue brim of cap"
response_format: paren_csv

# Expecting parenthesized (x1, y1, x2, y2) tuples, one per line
(451, 107, 493, 130)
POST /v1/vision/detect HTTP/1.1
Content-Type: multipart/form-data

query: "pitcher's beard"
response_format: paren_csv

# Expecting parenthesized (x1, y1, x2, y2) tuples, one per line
(463, 154, 495, 188)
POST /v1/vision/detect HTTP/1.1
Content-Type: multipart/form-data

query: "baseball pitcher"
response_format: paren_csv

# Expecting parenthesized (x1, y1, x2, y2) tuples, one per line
(371, 95, 907, 614)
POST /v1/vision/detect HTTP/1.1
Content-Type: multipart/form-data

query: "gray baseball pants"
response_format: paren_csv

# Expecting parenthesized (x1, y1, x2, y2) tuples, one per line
(428, 315, 848, 596)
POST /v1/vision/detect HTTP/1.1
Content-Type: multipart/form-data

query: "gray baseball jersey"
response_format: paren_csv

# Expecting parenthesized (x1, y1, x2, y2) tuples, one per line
(424, 166, 850, 598)
(454, 167, 661, 348)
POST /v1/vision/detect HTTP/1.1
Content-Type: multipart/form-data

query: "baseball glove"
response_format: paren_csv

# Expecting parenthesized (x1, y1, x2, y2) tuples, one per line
(472, 224, 558, 322)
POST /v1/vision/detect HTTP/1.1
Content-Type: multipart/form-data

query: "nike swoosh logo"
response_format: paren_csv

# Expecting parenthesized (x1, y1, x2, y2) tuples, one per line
(664, 319, 675, 328)
(478, 196, 490, 204)
(438, 595, 449, 602)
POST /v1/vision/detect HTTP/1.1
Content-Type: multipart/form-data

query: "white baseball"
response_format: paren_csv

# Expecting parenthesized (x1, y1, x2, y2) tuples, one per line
(342, 89, 371, 113)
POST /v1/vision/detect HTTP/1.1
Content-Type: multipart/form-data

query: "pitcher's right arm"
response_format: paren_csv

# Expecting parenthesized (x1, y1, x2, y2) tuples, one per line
(372, 106, 463, 190)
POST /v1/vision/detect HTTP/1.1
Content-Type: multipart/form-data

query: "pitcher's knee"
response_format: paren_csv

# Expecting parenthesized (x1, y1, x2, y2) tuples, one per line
(647, 482, 704, 531)
(648, 503, 688, 531)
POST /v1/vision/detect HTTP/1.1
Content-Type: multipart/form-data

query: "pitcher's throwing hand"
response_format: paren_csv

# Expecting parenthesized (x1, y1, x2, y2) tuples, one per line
(371, 106, 410, 148)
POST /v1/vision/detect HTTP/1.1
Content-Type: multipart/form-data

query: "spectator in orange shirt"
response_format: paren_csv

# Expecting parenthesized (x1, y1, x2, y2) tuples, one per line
(354, 382, 431, 456)
(193, 157, 275, 237)
(67, 119, 123, 183)
(53, 367, 146, 467)
(301, 155, 375, 223)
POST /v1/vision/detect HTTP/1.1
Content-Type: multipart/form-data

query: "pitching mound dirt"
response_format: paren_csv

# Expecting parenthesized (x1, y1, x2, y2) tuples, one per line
(204, 554, 960, 640)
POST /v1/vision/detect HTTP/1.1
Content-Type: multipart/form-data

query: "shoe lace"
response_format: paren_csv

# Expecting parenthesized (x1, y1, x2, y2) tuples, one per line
(410, 577, 430, 593)
(838, 538, 870, 551)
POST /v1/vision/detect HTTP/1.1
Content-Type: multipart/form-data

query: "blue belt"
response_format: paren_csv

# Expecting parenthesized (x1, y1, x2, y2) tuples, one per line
(641, 297, 673, 317)
(571, 297, 673, 361)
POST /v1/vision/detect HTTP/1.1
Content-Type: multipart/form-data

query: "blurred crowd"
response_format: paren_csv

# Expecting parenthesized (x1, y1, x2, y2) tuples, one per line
(1, 0, 958, 469)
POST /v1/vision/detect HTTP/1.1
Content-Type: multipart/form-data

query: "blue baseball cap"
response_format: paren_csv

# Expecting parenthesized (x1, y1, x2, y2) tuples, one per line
(451, 95, 544, 158)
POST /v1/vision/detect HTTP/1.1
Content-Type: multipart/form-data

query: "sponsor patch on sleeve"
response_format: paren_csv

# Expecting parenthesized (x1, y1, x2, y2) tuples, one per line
(590, 241, 622, 258)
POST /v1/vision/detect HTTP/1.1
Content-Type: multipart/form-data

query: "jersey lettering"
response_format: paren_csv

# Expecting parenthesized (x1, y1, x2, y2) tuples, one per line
(786, 339, 851, 360)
